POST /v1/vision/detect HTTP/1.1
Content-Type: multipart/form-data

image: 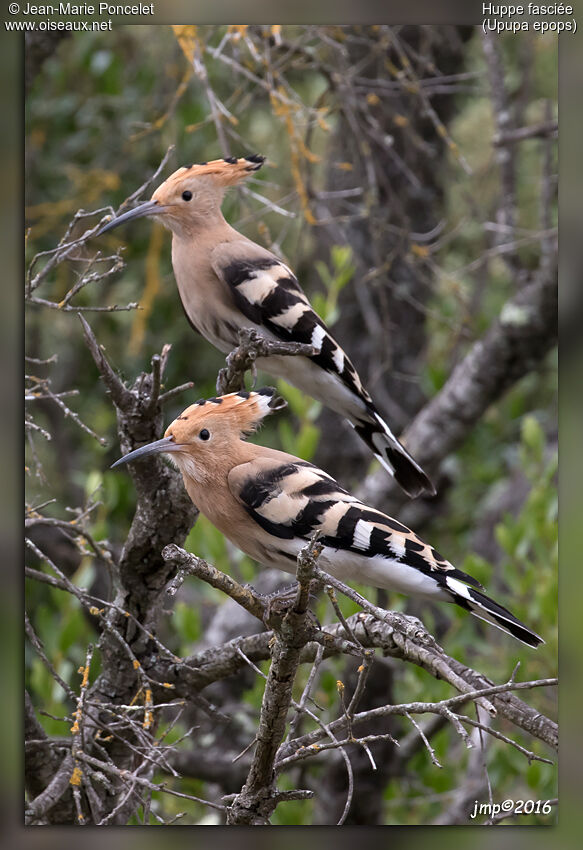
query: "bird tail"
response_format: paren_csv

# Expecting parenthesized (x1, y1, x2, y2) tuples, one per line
(353, 411, 435, 499)
(444, 576, 544, 648)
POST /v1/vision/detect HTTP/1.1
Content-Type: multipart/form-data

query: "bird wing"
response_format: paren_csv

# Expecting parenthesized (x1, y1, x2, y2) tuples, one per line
(213, 241, 435, 499)
(210, 241, 371, 404)
(227, 455, 480, 589)
(227, 455, 545, 647)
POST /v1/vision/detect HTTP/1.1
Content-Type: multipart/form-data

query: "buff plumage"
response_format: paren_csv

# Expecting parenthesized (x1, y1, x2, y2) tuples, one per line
(113, 389, 543, 648)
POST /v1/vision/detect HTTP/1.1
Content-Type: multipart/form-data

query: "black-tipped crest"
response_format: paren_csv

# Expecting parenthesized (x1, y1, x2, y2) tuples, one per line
(244, 154, 266, 171)
(258, 386, 287, 410)
(159, 156, 266, 191)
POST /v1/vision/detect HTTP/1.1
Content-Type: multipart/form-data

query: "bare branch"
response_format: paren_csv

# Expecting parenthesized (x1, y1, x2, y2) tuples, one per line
(163, 544, 267, 621)
(123, 145, 175, 207)
(74, 751, 225, 812)
(79, 314, 132, 410)
(216, 327, 317, 395)
(494, 119, 558, 146)
(25, 753, 76, 825)
(277, 665, 556, 765)
(481, 28, 517, 257)
(226, 536, 322, 824)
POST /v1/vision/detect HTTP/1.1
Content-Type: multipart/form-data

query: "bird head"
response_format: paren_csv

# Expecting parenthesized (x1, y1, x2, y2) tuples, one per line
(111, 387, 286, 483)
(98, 154, 265, 238)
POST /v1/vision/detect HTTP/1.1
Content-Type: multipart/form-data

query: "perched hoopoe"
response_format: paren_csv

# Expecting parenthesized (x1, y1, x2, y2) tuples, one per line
(112, 388, 543, 648)
(99, 155, 434, 499)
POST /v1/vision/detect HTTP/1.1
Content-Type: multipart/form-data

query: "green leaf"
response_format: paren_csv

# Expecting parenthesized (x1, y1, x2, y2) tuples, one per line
(495, 522, 514, 555)
(276, 380, 310, 417)
(296, 423, 320, 462)
(174, 602, 202, 643)
(59, 607, 88, 656)
(521, 414, 544, 463)
(277, 418, 297, 455)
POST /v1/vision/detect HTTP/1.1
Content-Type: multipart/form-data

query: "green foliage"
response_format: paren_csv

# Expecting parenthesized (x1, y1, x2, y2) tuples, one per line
(26, 567, 100, 737)
(173, 601, 202, 647)
(312, 245, 355, 326)
(493, 415, 558, 655)
(424, 30, 558, 383)
(275, 380, 322, 462)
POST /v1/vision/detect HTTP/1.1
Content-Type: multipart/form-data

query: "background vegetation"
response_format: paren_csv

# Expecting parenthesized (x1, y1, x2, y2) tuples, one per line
(25, 25, 557, 825)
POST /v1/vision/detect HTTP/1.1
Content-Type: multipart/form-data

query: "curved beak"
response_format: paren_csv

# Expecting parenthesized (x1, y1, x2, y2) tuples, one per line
(111, 436, 183, 469)
(98, 199, 162, 235)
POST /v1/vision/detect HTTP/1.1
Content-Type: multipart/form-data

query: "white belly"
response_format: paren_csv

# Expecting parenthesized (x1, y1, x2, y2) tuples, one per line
(255, 353, 367, 422)
(258, 538, 448, 602)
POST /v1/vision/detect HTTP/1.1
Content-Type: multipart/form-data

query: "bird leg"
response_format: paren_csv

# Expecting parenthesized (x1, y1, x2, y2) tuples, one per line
(216, 327, 317, 395)
(255, 582, 320, 630)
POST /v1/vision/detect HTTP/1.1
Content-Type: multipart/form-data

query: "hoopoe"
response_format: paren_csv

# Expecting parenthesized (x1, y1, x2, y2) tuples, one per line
(99, 155, 435, 499)
(112, 388, 543, 648)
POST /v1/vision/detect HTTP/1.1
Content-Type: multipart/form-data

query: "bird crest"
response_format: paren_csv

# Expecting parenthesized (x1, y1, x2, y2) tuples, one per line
(163, 155, 265, 190)
(167, 387, 286, 443)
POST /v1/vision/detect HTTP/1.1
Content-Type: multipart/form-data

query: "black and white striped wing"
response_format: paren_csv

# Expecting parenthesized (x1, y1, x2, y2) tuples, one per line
(228, 456, 542, 647)
(229, 457, 358, 542)
(213, 242, 435, 499)
(211, 242, 371, 403)
(229, 457, 463, 583)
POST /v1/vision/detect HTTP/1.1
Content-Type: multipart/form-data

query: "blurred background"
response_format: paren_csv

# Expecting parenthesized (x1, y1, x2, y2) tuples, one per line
(23, 24, 557, 826)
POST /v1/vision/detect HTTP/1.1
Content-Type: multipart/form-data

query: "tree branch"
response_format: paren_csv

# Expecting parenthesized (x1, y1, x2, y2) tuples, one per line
(360, 268, 557, 506)
(157, 555, 557, 754)
(216, 327, 317, 394)
(225, 537, 321, 824)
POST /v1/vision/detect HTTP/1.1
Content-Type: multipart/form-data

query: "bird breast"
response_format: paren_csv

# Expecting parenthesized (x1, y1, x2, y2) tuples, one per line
(171, 241, 241, 352)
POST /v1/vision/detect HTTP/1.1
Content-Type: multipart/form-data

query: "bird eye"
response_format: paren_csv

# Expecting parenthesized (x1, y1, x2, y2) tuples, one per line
(199, 429, 210, 441)
(182, 190, 193, 201)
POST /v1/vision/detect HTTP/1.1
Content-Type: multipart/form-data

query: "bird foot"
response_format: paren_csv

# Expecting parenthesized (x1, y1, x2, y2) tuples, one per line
(263, 583, 300, 620)
(261, 582, 321, 629)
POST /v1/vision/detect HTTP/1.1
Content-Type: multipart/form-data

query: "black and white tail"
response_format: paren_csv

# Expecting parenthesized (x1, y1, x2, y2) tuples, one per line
(354, 411, 436, 499)
(445, 575, 544, 648)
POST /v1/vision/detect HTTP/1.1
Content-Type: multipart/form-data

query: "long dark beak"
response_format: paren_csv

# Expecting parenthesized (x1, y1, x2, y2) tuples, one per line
(98, 199, 162, 235)
(111, 436, 183, 469)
